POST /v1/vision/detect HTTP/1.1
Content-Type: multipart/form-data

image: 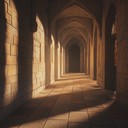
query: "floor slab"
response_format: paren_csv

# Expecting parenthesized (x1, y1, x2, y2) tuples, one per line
(1, 74, 128, 128)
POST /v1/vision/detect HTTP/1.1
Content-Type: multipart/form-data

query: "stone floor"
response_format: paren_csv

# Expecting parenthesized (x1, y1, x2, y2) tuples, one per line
(1, 73, 128, 128)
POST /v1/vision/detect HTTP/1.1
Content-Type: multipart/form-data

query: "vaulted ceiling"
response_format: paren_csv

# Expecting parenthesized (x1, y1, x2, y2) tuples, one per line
(46, 0, 102, 46)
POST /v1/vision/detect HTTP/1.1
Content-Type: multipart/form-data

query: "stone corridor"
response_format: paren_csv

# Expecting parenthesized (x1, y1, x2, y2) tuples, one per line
(1, 74, 128, 128)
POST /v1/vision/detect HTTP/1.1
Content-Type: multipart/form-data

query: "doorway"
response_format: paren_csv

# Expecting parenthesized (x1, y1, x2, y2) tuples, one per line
(68, 43, 80, 73)
(105, 4, 116, 90)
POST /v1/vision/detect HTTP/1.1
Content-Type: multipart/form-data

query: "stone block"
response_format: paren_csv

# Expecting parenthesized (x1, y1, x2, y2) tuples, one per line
(33, 64, 39, 73)
(7, 4, 13, 15)
(13, 36, 18, 46)
(11, 45, 18, 55)
(5, 43, 11, 55)
(6, 13, 12, 24)
(9, 76, 18, 83)
(69, 112, 89, 122)
(4, 84, 12, 96)
(7, 65, 18, 76)
(44, 120, 67, 128)
(6, 31, 14, 44)
(12, 13, 18, 29)
(6, 55, 17, 64)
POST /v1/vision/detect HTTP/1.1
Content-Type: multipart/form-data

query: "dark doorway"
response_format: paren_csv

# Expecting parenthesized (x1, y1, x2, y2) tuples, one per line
(105, 4, 116, 90)
(69, 43, 80, 73)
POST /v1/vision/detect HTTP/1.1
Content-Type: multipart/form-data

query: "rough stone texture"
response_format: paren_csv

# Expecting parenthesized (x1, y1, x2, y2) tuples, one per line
(101, 0, 128, 108)
(0, 0, 128, 123)
(0, 0, 49, 121)
(116, 0, 128, 109)
(1, 74, 127, 128)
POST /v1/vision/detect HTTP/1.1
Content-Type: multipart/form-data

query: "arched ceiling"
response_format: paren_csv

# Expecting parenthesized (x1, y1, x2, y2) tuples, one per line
(56, 18, 93, 38)
(59, 29, 89, 45)
(48, 1, 101, 46)
(65, 37, 85, 51)
(57, 4, 92, 19)
(63, 35, 87, 48)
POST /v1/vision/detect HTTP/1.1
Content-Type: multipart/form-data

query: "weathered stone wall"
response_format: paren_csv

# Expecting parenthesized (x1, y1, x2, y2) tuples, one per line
(32, 16, 46, 96)
(100, 0, 117, 88)
(101, 0, 128, 108)
(0, 0, 19, 120)
(0, 0, 49, 120)
(1, 0, 128, 121)
(116, 0, 128, 108)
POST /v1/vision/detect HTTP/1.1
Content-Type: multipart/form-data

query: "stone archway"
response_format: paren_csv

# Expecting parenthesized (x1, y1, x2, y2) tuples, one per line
(105, 4, 116, 90)
(65, 38, 85, 73)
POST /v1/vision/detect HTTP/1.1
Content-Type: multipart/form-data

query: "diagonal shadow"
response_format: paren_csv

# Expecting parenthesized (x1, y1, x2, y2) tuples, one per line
(0, 74, 124, 128)
(0, 2, 127, 127)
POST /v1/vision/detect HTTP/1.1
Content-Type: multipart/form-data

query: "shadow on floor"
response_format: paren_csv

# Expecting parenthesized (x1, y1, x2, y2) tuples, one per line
(1, 74, 128, 128)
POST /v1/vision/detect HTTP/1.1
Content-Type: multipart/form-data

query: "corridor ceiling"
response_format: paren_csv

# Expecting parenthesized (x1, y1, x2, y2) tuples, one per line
(48, 0, 102, 45)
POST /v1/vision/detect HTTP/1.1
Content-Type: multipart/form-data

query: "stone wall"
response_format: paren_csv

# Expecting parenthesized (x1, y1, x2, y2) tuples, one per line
(1, 0, 128, 121)
(101, 0, 128, 108)
(100, 0, 117, 88)
(116, 0, 128, 108)
(0, 0, 49, 120)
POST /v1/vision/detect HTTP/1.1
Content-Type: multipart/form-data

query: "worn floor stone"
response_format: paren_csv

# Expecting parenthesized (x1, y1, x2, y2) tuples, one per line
(1, 74, 128, 128)
(69, 111, 89, 122)
(68, 122, 90, 128)
(44, 120, 67, 128)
